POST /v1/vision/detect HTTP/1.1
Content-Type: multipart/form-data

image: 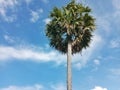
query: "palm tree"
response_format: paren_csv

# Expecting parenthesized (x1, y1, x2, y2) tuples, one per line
(45, 0, 96, 90)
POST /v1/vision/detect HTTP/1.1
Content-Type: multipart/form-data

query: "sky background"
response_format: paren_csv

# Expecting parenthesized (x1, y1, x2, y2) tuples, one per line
(0, 0, 120, 90)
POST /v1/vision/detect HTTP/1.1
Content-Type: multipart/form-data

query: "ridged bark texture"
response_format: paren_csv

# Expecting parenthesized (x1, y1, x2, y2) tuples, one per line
(67, 42, 72, 90)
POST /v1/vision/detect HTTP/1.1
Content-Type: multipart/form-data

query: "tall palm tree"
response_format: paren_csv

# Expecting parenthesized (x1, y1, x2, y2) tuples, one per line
(45, 0, 96, 90)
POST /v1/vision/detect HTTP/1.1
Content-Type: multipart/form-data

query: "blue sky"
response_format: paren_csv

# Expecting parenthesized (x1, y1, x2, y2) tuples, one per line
(0, 0, 120, 90)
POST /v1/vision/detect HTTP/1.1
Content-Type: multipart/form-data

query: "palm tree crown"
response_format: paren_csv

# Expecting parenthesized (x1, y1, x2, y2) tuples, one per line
(46, 0, 95, 54)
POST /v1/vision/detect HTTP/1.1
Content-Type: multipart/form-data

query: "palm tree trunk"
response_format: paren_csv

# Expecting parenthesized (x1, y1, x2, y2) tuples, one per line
(67, 42, 72, 90)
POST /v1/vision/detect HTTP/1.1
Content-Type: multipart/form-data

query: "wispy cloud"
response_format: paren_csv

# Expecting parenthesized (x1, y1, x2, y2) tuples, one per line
(4, 35, 15, 43)
(91, 86, 108, 90)
(0, 0, 18, 22)
(30, 9, 43, 23)
(0, 84, 43, 90)
(25, 0, 33, 5)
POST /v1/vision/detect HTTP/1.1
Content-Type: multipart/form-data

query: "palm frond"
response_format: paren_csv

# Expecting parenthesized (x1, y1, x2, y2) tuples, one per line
(45, 0, 96, 54)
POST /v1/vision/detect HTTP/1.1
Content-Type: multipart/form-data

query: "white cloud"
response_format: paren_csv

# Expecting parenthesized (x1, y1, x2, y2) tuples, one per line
(91, 86, 108, 90)
(51, 83, 66, 90)
(1, 14, 16, 22)
(0, 34, 103, 69)
(0, 45, 59, 63)
(0, 45, 67, 66)
(0, 0, 18, 8)
(0, 0, 18, 22)
(94, 59, 100, 65)
(110, 39, 120, 48)
(0, 84, 43, 90)
(112, 0, 120, 24)
(30, 9, 43, 23)
(43, 18, 51, 24)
